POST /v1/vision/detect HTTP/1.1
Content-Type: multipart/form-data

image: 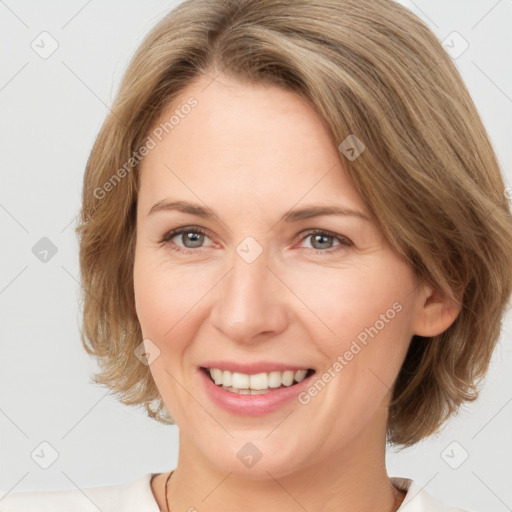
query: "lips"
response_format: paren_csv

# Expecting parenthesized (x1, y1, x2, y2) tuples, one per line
(197, 363, 317, 415)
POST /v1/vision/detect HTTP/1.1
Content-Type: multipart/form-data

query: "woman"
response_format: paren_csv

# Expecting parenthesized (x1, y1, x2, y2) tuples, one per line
(2, 0, 511, 510)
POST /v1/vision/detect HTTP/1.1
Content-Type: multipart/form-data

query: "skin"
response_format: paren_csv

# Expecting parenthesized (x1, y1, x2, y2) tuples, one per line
(133, 72, 461, 512)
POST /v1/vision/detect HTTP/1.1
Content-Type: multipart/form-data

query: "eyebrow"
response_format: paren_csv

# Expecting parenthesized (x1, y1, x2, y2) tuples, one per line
(147, 200, 371, 223)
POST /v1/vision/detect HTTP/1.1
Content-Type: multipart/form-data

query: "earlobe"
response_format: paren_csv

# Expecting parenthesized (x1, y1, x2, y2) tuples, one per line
(412, 284, 463, 338)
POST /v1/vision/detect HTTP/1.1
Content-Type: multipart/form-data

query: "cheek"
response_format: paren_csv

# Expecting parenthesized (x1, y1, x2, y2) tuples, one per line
(133, 254, 222, 372)
(134, 253, 201, 338)
(133, 261, 169, 339)
(289, 257, 415, 387)
(133, 253, 204, 418)
(292, 259, 412, 338)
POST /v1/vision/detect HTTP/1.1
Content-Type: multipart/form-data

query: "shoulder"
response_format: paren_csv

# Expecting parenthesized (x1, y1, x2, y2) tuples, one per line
(392, 477, 476, 512)
(0, 473, 160, 512)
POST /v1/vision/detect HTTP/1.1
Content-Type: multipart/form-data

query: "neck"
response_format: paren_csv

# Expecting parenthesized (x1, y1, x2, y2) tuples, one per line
(163, 422, 402, 512)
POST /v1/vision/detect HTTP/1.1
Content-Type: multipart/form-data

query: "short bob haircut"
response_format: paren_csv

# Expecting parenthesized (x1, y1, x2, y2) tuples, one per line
(76, 0, 512, 447)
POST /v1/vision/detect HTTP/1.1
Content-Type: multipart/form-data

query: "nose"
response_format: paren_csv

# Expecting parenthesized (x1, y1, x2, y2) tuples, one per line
(209, 245, 289, 344)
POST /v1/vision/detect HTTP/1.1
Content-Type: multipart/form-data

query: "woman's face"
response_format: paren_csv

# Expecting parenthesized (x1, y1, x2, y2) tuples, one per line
(133, 74, 431, 478)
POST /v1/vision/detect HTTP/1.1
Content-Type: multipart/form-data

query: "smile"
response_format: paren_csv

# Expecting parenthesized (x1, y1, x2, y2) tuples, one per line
(201, 367, 315, 395)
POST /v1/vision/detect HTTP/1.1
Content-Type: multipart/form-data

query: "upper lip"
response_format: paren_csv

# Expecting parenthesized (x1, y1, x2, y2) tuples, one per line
(200, 361, 314, 375)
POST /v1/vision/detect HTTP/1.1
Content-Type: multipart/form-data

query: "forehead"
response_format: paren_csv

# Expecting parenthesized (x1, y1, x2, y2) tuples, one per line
(137, 74, 368, 218)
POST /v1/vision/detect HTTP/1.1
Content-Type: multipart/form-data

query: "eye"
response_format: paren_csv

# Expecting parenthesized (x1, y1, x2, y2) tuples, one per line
(298, 229, 353, 253)
(160, 226, 212, 252)
(160, 226, 353, 254)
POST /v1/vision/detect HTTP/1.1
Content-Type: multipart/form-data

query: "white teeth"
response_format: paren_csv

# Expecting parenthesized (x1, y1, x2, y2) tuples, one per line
(294, 369, 308, 382)
(207, 367, 311, 391)
(231, 372, 249, 389)
(210, 368, 223, 385)
(222, 370, 232, 387)
(268, 371, 282, 388)
(221, 385, 273, 395)
(249, 372, 268, 390)
(282, 370, 294, 386)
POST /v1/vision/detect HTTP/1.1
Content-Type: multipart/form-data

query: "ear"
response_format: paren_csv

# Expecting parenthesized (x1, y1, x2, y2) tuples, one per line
(412, 281, 463, 337)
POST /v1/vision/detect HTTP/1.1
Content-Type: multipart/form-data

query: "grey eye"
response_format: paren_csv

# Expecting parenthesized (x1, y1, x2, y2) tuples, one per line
(308, 233, 336, 250)
(179, 231, 205, 248)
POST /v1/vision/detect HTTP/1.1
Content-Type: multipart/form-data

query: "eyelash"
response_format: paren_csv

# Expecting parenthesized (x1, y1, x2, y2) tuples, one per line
(159, 226, 353, 255)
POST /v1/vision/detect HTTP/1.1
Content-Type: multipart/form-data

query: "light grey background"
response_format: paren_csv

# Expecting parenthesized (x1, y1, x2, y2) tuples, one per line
(1, 1, 511, 511)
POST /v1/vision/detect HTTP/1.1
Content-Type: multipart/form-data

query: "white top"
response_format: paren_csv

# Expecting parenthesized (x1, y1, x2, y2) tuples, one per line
(0, 473, 473, 512)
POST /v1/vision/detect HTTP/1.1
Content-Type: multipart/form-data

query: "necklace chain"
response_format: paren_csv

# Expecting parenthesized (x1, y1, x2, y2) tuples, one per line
(165, 470, 173, 512)
(163, 470, 403, 512)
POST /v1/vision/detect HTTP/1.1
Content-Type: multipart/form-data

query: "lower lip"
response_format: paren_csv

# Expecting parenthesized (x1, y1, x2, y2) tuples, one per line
(198, 367, 315, 416)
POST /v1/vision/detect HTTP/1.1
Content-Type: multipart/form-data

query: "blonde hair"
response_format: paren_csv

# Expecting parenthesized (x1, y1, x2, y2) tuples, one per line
(76, 0, 512, 446)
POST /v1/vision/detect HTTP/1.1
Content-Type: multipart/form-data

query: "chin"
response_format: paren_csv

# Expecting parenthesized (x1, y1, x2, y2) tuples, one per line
(191, 434, 311, 481)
